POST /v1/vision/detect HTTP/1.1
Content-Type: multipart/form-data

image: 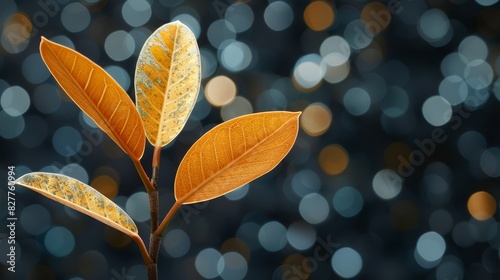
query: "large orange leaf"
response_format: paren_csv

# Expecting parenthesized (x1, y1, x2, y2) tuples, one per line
(40, 37, 145, 160)
(175, 111, 301, 204)
(15, 172, 139, 238)
(135, 21, 201, 148)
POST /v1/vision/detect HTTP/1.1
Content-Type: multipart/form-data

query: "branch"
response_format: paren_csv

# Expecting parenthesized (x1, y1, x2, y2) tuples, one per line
(154, 199, 183, 236)
(132, 158, 155, 193)
(131, 234, 153, 266)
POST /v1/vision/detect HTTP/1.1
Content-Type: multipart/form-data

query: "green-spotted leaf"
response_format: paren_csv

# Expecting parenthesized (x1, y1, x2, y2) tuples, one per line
(135, 21, 201, 148)
(15, 172, 138, 238)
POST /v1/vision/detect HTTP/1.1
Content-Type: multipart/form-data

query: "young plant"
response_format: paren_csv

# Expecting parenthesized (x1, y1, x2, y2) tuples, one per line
(14, 21, 300, 279)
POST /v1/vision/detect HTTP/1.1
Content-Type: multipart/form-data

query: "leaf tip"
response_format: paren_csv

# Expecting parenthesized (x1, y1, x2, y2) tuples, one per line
(40, 36, 48, 49)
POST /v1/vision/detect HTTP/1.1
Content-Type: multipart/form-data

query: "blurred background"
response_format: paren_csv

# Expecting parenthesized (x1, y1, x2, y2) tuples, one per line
(1, 0, 500, 279)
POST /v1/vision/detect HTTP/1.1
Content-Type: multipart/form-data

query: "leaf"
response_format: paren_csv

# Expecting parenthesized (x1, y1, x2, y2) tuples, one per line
(135, 21, 201, 148)
(175, 111, 301, 204)
(40, 37, 145, 160)
(15, 172, 138, 238)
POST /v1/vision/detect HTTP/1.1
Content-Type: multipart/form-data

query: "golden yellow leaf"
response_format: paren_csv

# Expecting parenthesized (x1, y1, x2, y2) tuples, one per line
(40, 37, 145, 160)
(15, 172, 139, 238)
(175, 111, 301, 204)
(135, 21, 201, 148)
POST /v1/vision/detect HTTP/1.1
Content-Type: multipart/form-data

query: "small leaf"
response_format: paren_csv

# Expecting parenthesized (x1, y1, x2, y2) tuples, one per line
(15, 172, 138, 238)
(175, 111, 301, 204)
(40, 37, 145, 160)
(135, 21, 201, 148)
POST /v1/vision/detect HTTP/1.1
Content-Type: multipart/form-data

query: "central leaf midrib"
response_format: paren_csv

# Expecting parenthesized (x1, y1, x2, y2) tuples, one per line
(156, 25, 180, 147)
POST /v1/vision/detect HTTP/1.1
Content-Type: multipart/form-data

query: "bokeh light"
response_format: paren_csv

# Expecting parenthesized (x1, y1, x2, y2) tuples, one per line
(20, 204, 51, 235)
(52, 126, 82, 157)
(304, 1, 334, 31)
(172, 14, 201, 39)
(207, 19, 236, 49)
(333, 186, 363, 218)
(221, 96, 252, 121)
(318, 144, 349, 175)
(439, 75, 468, 105)
(291, 169, 321, 198)
(344, 20, 373, 50)
(225, 3, 254, 33)
(418, 9, 452, 47)
(300, 102, 332, 136)
(105, 65, 130, 91)
(372, 169, 403, 200)
(415, 231, 446, 267)
(264, 1, 294, 31)
(90, 175, 118, 199)
(205, 75, 236, 107)
(459, 36, 488, 62)
(195, 248, 222, 279)
(480, 148, 500, 177)
(331, 247, 363, 278)
(217, 252, 247, 280)
(122, 0, 152, 27)
(436, 256, 464, 280)
(256, 89, 287, 111)
(32, 84, 62, 114)
(361, 2, 391, 35)
(1, 12, 31, 54)
(299, 193, 329, 224)
(343, 87, 371, 116)
(44, 226, 75, 257)
(1, 85, 30, 116)
(22, 53, 50, 84)
(286, 221, 316, 250)
(224, 184, 249, 201)
(258, 221, 287, 252)
(293, 54, 324, 90)
(219, 40, 252, 72)
(320, 36, 350, 65)
(422, 96, 452, 126)
(61, 163, 88, 184)
(163, 229, 190, 258)
(467, 191, 496, 221)
(61, 3, 91, 33)
(104, 30, 135, 61)
(475, 0, 499, 5)
(125, 192, 149, 222)
(200, 48, 218, 78)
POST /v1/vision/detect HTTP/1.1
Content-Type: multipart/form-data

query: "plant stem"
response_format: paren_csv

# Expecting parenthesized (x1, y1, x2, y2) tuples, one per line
(132, 158, 155, 192)
(154, 199, 183, 236)
(148, 178, 161, 266)
(147, 146, 163, 280)
(132, 234, 153, 266)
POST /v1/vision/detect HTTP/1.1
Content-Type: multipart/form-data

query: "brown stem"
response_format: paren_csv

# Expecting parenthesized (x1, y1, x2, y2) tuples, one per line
(154, 199, 183, 236)
(147, 147, 163, 280)
(154, 183, 203, 236)
(131, 234, 152, 266)
(132, 158, 155, 192)
(153, 145, 161, 168)
(147, 263, 156, 280)
(148, 186, 161, 265)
